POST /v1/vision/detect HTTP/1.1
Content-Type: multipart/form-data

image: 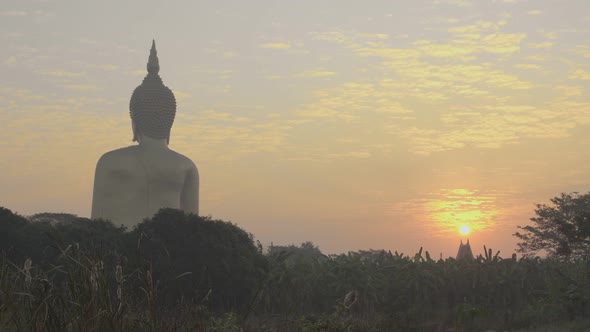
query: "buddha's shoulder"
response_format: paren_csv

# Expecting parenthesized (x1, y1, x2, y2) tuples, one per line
(167, 149, 198, 170)
(96, 146, 139, 166)
(96, 146, 197, 171)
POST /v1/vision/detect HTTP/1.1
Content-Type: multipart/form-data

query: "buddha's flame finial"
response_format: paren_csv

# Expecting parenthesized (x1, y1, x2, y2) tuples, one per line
(147, 39, 160, 74)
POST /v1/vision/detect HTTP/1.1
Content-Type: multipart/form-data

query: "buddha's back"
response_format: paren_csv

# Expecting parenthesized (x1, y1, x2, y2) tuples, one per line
(91, 144, 198, 228)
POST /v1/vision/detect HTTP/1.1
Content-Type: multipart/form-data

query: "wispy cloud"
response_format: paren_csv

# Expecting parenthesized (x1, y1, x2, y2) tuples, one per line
(300, 17, 590, 156)
(432, 0, 472, 7)
(296, 70, 336, 78)
(570, 69, 590, 80)
(0, 10, 27, 17)
(514, 63, 541, 70)
(260, 42, 291, 50)
(391, 188, 530, 235)
(528, 41, 552, 49)
(61, 84, 100, 91)
(96, 64, 119, 71)
(40, 70, 86, 77)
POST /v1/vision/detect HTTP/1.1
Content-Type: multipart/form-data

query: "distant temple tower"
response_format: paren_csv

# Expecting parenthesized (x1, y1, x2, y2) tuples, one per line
(456, 239, 474, 260)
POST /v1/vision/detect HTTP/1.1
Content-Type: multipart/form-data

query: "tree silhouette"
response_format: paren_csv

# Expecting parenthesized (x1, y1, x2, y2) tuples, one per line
(514, 192, 590, 260)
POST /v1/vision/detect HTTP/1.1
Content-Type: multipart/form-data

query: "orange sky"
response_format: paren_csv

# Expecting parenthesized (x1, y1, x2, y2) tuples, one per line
(1, 0, 590, 257)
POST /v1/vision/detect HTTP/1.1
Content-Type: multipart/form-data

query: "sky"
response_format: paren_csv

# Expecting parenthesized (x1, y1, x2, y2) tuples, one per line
(1, 0, 589, 257)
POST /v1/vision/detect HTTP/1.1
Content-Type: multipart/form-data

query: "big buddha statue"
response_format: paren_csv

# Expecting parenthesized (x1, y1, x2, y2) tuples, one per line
(91, 41, 199, 228)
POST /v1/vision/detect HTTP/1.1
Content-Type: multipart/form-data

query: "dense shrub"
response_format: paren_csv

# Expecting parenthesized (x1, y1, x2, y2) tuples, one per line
(1, 206, 589, 331)
(0, 207, 266, 316)
(130, 208, 267, 311)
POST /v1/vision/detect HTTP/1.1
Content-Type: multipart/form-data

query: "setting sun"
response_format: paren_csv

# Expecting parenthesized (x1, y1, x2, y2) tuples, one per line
(422, 189, 498, 235)
(459, 224, 470, 236)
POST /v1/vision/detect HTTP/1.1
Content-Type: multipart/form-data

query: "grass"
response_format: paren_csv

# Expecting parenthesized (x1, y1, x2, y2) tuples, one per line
(1, 244, 589, 331)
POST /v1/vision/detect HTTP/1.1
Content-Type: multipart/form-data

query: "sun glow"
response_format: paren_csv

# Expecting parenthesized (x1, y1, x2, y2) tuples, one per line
(420, 189, 499, 235)
(459, 224, 470, 235)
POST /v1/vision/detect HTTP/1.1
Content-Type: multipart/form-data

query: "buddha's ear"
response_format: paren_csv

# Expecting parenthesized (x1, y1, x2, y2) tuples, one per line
(132, 119, 139, 142)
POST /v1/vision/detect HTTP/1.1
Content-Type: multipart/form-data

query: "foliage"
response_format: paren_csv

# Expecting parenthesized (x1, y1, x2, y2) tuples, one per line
(208, 312, 240, 332)
(130, 208, 267, 312)
(268, 241, 323, 264)
(254, 245, 590, 331)
(0, 207, 29, 258)
(514, 192, 590, 260)
(1, 206, 590, 331)
(0, 207, 266, 319)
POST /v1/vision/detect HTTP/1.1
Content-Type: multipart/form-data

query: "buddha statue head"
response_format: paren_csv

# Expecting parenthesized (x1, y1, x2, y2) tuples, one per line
(129, 40, 176, 144)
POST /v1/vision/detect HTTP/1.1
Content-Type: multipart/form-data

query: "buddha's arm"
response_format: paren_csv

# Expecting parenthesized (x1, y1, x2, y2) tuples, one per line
(91, 156, 109, 220)
(180, 161, 199, 215)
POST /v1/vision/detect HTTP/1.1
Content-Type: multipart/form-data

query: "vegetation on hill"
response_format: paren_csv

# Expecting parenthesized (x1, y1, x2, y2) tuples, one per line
(1, 203, 589, 331)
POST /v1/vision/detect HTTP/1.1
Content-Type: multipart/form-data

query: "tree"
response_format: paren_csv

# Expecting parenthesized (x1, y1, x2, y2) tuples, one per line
(267, 241, 324, 264)
(514, 192, 590, 260)
(132, 208, 267, 312)
(0, 207, 29, 260)
(28, 212, 80, 224)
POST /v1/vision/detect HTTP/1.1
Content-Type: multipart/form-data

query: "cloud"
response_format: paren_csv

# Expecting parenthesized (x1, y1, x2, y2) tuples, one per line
(0, 10, 27, 16)
(514, 63, 541, 70)
(432, 0, 472, 7)
(570, 69, 590, 80)
(96, 64, 119, 71)
(172, 90, 191, 102)
(3, 56, 17, 65)
(173, 120, 290, 160)
(312, 31, 390, 46)
(553, 85, 583, 98)
(260, 42, 291, 50)
(61, 84, 101, 91)
(325, 151, 371, 159)
(391, 189, 504, 235)
(312, 31, 349, 44)
(297, 21, 590, 156)
(317, 20, 526, 65)
(528, 42, 552, 49)
(296, 81, 413, 122)
(391, 100, 580, 155)
(412, 40, 475, 58)
(545, 32, 558, 40)
(127, 70, 146, 76)
(0, 87, 126, 174)
(444, 21, 526, 56)
(575, 45, 590, 58)
(296, 70, 336, 78)
(223, 51, 238, 58)
(40, 71, 85, 77)
(391, 62, 533, 91)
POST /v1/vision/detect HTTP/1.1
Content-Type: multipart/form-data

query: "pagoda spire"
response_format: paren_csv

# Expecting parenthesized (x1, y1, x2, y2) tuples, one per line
(456, 239, 474, 260)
